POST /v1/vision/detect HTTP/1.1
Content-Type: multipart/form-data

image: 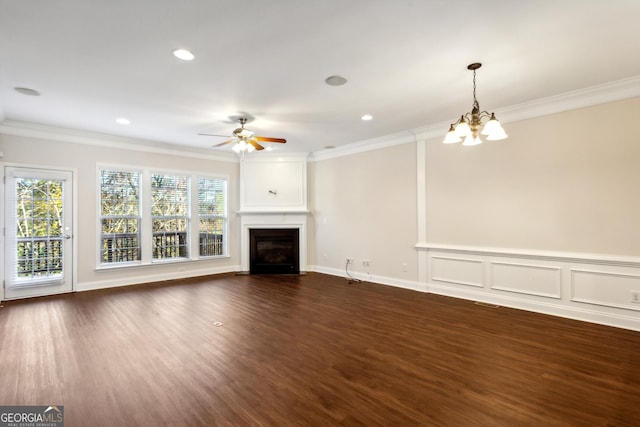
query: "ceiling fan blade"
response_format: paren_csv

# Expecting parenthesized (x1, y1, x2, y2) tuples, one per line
(214, 139, 235, 147)
(254, 136, 287, 143)
(248, 139, 265, 151)
(199, 133, 231, 137)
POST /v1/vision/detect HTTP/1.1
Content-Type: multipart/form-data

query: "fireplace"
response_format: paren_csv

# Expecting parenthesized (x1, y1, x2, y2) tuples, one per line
(249, 228, 300, 274)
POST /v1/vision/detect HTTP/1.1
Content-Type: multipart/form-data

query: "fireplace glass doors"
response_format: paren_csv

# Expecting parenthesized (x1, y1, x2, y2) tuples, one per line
(249, 228, 299, 274)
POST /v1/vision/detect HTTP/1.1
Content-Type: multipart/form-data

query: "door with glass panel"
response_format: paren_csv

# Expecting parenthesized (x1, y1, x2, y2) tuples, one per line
(4, 167, 74, 299)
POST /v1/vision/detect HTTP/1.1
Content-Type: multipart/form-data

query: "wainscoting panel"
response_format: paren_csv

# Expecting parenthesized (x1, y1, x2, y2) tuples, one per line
(490, 262, 562, 299)
(571, 269, 640, 311)
(431, 256, 484, 288)
(414, 244, 640, 331)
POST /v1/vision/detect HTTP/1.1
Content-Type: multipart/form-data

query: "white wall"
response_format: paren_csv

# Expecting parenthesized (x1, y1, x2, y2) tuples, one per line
(310, 143, 418, 288)
(0, 132, 240, 293)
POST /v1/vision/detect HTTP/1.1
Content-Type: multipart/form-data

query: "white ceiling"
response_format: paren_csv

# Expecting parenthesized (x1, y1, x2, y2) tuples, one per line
(1, 0, 640, 154)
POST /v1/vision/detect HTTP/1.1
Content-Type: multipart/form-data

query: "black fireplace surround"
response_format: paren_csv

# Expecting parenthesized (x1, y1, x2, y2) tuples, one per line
(249, 228, 300, 274)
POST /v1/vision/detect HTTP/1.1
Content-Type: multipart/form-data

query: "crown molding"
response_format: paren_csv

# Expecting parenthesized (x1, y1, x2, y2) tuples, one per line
(311, 74, 640, 161)
(239, 151, 310, 162)
(3, 75, 639, 163)
(496, 74, 640, 124)
(0, 120, 239, 163)
(310, 129, 427, 162)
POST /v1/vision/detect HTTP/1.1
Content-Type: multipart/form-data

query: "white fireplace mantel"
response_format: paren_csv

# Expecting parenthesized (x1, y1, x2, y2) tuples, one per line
(238, 211, 309, 273)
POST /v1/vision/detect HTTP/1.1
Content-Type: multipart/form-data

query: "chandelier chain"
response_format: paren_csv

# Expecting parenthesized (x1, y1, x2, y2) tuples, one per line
(472, 69, 478, 107)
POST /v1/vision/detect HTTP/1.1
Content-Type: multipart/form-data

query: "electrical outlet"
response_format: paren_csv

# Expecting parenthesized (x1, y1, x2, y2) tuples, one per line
(362, 259, 370, 267)
(402, 263, 408, 272)
(632, 291, 640, 304)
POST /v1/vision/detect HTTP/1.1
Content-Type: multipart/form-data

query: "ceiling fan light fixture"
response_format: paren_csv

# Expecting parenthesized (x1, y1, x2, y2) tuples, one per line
(206, 116, 286, 154)
(238, 128, 254, 138)
(231, 139, 255, 153)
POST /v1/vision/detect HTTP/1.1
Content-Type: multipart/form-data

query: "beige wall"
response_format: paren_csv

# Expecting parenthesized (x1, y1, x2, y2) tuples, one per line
(426, 96, 640, 256)
(2, 95, 638, 295)
(0, 134, 240, 288)
(311, 143, 418, 279)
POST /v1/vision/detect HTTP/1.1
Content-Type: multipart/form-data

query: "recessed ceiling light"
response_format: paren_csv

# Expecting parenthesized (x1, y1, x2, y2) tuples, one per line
(14, 87, 40, 96)
(115, 117, 130, 125)
(325, 75, 347, 86)
(324, 145, 336, 149)
(361, 114, 373, 121)
(173, 49, 194, 61)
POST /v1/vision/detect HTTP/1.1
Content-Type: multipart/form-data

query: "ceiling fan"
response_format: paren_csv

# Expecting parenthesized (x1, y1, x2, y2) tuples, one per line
(199, 117, 287, 152)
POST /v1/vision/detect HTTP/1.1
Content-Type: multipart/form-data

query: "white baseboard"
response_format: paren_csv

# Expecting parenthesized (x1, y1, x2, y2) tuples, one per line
(309, 265, 424, 292)
(312, 245, 640, 332)
(427, 281, 640, 332)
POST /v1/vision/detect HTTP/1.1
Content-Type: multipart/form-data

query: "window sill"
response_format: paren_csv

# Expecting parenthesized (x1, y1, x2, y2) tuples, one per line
(95, 255, 231, 272)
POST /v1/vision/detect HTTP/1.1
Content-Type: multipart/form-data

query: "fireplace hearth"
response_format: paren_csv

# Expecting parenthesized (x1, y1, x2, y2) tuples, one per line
(249, 228, 300, 274)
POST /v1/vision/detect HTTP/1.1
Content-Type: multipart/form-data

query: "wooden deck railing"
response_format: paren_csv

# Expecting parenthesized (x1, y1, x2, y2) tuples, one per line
(100, 232, 223, 262)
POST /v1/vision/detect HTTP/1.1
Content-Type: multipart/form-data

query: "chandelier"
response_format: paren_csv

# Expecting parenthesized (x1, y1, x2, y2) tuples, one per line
(443, 63, 507, 146)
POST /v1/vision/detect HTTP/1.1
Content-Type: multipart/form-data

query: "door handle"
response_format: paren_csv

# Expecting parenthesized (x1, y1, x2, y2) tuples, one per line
(65, 234, 72, 240)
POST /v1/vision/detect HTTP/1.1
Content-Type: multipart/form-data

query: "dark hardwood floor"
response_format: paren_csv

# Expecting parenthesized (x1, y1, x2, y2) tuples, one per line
(1, 273, 639, 426)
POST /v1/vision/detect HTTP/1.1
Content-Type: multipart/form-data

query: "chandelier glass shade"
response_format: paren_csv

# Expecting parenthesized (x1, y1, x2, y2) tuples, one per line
(443, 63, 507, 145)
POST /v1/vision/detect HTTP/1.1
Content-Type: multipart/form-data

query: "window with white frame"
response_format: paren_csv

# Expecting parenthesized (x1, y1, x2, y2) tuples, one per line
(99, 170, 141, 264)
(198, 177, 227, 257)
(98, 167, 227, 267)
(151, 174, 190, 260)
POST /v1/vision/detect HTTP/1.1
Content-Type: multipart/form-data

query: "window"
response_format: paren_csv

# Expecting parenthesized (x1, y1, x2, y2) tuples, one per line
(151, 174, 190, 260)
(99, 170, 141, 264)
(198, 177, 227, 257)
(98, 167, 227, 267)
(14, 177, 64, 278)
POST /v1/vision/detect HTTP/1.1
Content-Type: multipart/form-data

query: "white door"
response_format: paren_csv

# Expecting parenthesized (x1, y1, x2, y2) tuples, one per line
(4, 167, 74, 299)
